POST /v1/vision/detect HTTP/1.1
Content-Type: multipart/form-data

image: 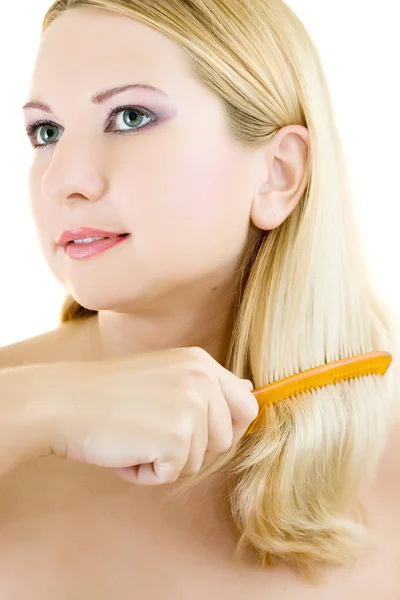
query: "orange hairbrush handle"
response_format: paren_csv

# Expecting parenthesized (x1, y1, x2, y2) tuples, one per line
(244, 351, 392, 437)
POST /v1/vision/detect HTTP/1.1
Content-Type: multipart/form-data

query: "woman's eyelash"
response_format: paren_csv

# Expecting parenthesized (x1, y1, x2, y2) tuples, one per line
(25, 104, 160, 150)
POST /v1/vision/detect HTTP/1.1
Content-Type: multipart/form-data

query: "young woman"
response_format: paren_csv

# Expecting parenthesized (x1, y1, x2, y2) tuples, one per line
(0, 0, 398, 597)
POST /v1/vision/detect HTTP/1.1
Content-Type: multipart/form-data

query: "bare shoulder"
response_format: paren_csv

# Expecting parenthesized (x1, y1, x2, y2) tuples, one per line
(0, 318, 87, 369)
(0, 329, 59, 369)
(379, 415, 400, 485)
(367, 413, 400, 527)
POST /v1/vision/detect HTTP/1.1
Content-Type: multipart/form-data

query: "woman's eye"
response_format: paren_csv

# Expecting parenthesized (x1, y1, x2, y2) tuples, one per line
(110, 107, 155, 133)
(26, 106, 158, 149)
(31, 123, 60, 147)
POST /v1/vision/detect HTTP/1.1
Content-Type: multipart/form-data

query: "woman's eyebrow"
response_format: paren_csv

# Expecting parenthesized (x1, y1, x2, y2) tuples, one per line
(21, 83, 169, 112)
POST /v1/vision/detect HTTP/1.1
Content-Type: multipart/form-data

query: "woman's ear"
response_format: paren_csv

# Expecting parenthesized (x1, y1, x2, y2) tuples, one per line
(250, 125, 309, 231)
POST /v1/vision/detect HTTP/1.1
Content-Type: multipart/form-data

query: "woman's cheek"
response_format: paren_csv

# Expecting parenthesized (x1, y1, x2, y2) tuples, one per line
(174, 147, 236, 226)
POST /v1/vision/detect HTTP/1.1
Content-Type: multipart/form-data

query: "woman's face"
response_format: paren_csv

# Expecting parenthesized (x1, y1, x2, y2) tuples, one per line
(23, 7, 262, 315)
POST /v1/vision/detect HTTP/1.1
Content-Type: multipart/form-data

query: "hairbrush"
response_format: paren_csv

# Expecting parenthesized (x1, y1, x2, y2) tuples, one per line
(245, 351, 392, 436)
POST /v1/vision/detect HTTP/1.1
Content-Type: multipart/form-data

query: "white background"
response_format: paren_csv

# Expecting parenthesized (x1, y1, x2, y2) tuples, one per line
(0, 1, 398, 347)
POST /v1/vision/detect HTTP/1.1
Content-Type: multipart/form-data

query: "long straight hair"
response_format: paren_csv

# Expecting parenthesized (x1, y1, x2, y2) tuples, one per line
(42, 0, 399, 585)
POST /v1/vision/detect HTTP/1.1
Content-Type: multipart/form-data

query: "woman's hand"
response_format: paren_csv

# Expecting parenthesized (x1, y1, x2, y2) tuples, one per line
(42, 346, 258, 485)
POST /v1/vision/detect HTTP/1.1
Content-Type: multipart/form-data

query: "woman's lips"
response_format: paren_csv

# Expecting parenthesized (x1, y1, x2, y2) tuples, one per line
(63, 233, 131, 260)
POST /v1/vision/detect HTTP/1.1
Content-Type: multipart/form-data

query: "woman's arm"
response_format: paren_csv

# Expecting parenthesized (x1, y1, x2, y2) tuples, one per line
(0, 364, 54, 478)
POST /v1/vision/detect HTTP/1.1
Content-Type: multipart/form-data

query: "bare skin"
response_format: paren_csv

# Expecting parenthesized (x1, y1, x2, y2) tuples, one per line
(4, 5, 398, 597)
(22, 6, 309, 368)
(0, 318, 399, 599)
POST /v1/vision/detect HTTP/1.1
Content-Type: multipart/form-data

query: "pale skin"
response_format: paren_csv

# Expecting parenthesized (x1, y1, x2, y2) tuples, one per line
(0, 5, 397, 598)
(23, 6, 309, 367)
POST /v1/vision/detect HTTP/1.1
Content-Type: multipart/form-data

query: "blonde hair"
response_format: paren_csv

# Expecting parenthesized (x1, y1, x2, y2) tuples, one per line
(43, 0, 399, 585)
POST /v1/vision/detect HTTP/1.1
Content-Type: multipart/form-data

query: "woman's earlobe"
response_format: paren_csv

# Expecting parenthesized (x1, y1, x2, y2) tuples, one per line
(250, 191, 285, 231)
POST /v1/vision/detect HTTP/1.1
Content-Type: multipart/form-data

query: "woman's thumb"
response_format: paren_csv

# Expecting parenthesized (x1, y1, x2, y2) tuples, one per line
(242, 379, 254, 391)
